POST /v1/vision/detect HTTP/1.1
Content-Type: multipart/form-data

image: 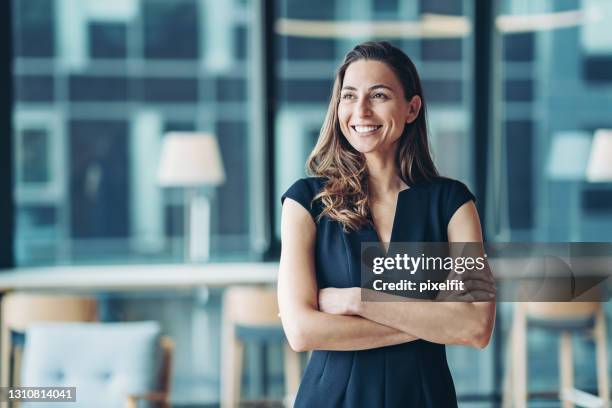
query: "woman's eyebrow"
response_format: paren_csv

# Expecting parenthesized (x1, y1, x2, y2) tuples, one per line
(370, 84, 394, 92)
(341, 84, 395, 92)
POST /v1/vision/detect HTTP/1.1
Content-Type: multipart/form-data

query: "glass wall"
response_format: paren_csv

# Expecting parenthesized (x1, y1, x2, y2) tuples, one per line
(10, 0, 611, 404)
(492, 0, 612, 400)
(12, 0, 264, 265)
(490, 0, 612, 243)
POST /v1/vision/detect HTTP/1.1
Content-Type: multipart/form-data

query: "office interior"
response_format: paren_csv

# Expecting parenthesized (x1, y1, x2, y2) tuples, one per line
(1, 0, 612, 407)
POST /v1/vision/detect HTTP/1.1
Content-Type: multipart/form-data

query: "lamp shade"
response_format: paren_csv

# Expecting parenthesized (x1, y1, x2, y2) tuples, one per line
(547, 130, 592, 180)
(587, 129, 612, 182)
(157, 132, 225, 187)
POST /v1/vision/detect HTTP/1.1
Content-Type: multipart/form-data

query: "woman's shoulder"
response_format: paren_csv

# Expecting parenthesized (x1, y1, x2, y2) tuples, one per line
(417, 176, 473, 196)
(295, 176, 327, 191)
(416, 176, 476, 223)
(280, 176, 326, 217)
(282, 177, 325, 199)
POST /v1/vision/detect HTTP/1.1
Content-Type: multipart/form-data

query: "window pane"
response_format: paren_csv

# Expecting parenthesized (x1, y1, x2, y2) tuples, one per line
(89, 22, 128, 59)
(492, 0, 612, 399)
(12, 0, 55, 57)
(19, 128, 50, 184)
(492, 0, 612, 242)
(14, 75, 55, 102)
(143, 0, 199, 60)
(12, 0, 262, 265)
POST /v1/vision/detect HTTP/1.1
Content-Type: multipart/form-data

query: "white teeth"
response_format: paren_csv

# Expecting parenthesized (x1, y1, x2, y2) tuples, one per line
(353, 125, 380, 133)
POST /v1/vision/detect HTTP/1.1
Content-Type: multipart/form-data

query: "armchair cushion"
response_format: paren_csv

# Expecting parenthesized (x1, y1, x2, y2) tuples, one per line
(21, 321, 162, 408)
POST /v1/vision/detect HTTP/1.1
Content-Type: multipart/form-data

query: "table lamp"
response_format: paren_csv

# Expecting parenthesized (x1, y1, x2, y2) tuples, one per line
(587, 129, 612, 182)
(157, 132, 225, 262)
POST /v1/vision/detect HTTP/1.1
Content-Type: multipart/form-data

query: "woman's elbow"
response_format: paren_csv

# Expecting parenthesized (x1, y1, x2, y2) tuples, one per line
(281, 312, 315, 352)
(469, 328, 492, 349)
(467, 304, 495, 349)
(285, 327, 311, 352)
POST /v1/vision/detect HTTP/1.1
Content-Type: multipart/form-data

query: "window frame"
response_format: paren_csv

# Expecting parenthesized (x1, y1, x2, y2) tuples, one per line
(1, 0, 15, 269)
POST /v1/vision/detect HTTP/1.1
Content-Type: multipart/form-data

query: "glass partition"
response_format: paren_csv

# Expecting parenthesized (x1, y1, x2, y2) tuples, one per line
(12, 0, 264, 265)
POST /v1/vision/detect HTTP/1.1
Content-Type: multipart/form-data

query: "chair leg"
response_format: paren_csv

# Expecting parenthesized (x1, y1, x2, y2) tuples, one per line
(595, 309, 610, 408)
(125, 395, 137, 408)
(233, 339, 244, 408)
(1, 322, 10, 388)
(221, 322, 243, 408)
(559, 331, 574, 408)
(512, 304, 527, 408)
(502, 323, 514, 408)
(12, 344, 23, 388)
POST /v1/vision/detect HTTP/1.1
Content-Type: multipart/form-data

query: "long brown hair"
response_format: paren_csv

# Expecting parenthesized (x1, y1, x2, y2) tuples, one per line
(307, 41, 439, 231)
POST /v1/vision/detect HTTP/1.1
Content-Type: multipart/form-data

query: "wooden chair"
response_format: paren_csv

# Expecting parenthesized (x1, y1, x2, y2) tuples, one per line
(221, 286, 301, 408)
(126, 336, 174, 408)
(1, 292, 98, 388)
(503, 302, 609, 408)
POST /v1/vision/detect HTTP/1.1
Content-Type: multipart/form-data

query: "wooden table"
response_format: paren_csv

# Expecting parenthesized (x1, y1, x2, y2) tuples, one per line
(0, 263, 278, 291)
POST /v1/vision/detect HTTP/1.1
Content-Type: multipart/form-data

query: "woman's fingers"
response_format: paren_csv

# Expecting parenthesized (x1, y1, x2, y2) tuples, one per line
(462, 268, 495, 284)
(463, 290, 496, 301)
(435, 274, 497, 301)
(463, 279, 496, 294)
(437, 291, 494, 302)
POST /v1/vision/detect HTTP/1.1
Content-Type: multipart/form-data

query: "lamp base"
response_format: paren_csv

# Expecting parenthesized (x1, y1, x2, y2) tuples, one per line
(185, 193, 211, 263)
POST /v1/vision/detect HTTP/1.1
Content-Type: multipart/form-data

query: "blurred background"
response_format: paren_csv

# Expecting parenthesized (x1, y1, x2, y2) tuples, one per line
(2, 0, 612, 407)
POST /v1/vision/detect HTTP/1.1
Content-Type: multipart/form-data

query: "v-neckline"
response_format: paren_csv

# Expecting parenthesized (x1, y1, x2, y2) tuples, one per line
(369, 186, 412, 255)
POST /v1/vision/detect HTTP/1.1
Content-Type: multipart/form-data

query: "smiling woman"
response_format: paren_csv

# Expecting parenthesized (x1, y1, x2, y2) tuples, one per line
(278, 41, 496, 408)
(304, 43, 439, 236)
(338, 61, 421, 155)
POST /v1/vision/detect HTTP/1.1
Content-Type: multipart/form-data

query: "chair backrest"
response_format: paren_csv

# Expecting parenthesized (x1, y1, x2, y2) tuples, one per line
(21, 321, 163, 408)
(525, 302, 600, 320)
(223, 286, 280, 326)
(2, 293, 97, 330)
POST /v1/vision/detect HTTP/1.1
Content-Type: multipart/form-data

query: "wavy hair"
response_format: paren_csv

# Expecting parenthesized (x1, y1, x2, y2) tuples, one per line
(306, 41, 439, 231)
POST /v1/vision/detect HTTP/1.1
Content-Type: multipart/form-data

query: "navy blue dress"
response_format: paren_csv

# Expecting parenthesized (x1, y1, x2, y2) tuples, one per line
(281, 176, 476, 408)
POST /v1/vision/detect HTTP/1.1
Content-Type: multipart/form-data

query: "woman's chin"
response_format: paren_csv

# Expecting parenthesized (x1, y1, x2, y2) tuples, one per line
(347, 139, 380, 154)
(351, 146, 376, 155)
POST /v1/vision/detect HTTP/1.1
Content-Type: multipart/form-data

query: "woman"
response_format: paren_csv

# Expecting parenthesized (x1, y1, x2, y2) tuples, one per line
(278, 41, 496, 407)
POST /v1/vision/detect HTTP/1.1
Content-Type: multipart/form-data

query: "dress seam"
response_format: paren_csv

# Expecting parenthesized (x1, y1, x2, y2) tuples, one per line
(383, 350, 387, 408)
(417, 342, 427, 406)
(340, 226, 355, 286)
(318, 351, 329, 382)
(338, 352, 355, 408)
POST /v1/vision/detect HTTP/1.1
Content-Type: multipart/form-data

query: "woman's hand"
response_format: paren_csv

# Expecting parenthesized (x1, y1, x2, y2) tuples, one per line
(318, 287, 361, 315)
(435, 265, 496, 302)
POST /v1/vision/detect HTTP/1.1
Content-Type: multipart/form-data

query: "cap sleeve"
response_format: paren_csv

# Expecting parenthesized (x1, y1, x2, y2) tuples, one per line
(281, 178, 320, 219)
(444, 179, 476, 226)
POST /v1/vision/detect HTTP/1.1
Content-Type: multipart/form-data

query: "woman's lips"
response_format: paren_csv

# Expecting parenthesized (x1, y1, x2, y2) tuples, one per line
(351, 125, 382, 136)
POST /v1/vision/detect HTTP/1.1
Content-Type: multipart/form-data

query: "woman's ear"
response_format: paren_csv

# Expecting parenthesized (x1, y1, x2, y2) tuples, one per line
(405, 95, 422, 124)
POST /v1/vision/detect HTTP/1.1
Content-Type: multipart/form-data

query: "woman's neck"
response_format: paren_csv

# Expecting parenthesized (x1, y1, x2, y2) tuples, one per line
(365, 153, 406, 200)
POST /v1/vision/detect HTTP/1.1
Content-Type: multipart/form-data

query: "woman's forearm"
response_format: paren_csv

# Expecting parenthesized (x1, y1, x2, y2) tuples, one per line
(353, 296, 495, 348)
(283, 308, 418, 352)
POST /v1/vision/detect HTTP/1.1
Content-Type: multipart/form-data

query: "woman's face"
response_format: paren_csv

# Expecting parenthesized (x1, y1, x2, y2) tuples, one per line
(338, 59, 420, 155)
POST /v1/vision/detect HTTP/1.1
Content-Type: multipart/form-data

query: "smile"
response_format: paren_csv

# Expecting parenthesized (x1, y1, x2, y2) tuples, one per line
(351, 125, 382, 134)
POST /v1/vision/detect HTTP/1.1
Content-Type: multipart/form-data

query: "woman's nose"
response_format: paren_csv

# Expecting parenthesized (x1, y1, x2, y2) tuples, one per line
(356, 98, 372, 117)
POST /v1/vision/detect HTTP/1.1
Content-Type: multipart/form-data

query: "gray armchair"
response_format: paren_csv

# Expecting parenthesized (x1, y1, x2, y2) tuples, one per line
(21, 321, 172, 408)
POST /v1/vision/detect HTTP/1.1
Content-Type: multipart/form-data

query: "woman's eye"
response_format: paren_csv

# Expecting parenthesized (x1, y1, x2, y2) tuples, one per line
(372, 93, 388, 99)
(341, 94, 355, 100)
